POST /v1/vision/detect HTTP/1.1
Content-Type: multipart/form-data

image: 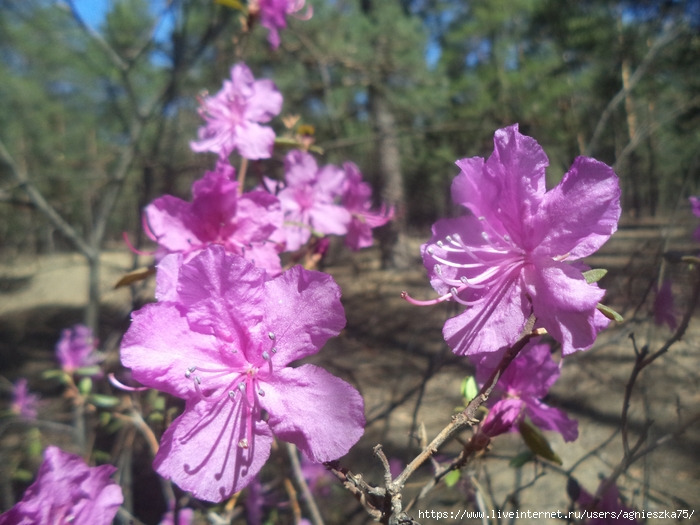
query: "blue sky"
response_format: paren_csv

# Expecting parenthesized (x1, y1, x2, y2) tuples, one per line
(72, 0, 173, 41)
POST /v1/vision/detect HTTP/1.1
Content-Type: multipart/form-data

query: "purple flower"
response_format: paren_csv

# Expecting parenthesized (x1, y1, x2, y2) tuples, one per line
(11, 378, 39, 420)
(653, 279, 677, 330)
(578, 482, 638, 524)
(300, 455, 336, 496)
(190, 63, 283, 160)
(475, 342, 578, 441)
(0, 446, 123, 525)
(56, 324, 101, 375)
(145, 160, 284, 276)
(252, 0, 312, 49)
(415, 125, 620, 356)
(274, 150, 351, 251)
(159, 506, 194, 525)
(120, 246, 365, 502)
(341, 162, 393, 250)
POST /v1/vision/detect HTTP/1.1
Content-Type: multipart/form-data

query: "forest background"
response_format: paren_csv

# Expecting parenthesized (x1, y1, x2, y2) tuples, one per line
(1, 0, 700, 524)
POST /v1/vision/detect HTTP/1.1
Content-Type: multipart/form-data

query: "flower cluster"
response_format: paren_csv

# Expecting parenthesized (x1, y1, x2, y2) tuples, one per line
(0, 446, 123, 525)
(55, 324, 102, 376)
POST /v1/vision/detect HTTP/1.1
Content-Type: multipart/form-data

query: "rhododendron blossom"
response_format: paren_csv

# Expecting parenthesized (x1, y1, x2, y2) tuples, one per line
(412, 124, 620, 356)
(190, 63, 282, 160)
(251, 0, 312, 49)
(56, 324, 101, 375)
(145, 160, 284, 276)
(690, 196, 700, 242)
(120, 246, 364, 502)
(10, 378, 38, 420)
(273, 150, 351, 251)
(577, 481, 638, 524)
(342, 162, 393, 250)
(0, 446, 123, 525)
(475, 342, 578, 441)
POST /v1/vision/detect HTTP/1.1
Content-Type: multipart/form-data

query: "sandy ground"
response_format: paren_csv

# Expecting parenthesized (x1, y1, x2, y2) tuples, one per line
(1, 217, 699, 525)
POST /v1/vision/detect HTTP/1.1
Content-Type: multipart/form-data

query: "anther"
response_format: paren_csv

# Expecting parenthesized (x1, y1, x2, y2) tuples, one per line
(271, 347, 277, 354)
(262, 351, 270, 360)
(479, 216, 486, 221)
(268, 332, 276, 340)
(258, 389, 265, 397)
(437, 240, 444, 247)
(238, 439, 249, 449)
(446, 235, 453, 243)
(460, 276, 468, 284)
(185, 366, 196, 378)
(228, 391, 235, 399)
(481, 232, 490, 241)
(238, 382, 246, 392)
(434, 264, 442, 275)
(427, 247, 434, 255)
(195, 376, 202, 385)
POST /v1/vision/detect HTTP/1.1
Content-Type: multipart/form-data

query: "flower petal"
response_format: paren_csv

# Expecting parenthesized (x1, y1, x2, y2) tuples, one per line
(245, 79, 283, 123)
(145, 196, 199, 253)
(533, 156, 620, 260)
(443, 274, 530, 356)
(260, 365, 364, 462)
(121, 303, 240, 399)
(177, 246, 265, 348)
(236, 122, 276, 160)
(258, 266, 345, 365)
(154, 398, 273, 502)
(155, 253, 183, 303)
(523, 259, 605, 355)
(525, 398, 578, 442)
(480, 398, 524, 437)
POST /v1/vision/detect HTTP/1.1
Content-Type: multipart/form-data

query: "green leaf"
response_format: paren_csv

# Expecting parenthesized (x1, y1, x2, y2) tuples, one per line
(148, 412, 164, 423)
(27, 428, 42, 458)
(42, 369, 66, 379)
(215, 0, 245, 11)
(78, 377, 93, 396)
(460, 376, 478, 403)
(444, 469, 461, 487)
(597, 303, 623, 323)
(75, 366, 102, 377)
(90, 394, 120, 408)
(582, 268, 607, 284)
(518, 418, 562, 465)
(509, 451, 535, 468)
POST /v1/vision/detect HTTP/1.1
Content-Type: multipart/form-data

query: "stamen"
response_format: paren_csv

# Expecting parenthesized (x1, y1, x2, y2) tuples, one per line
(262, 351, 270, 360)
(238, 382, 246, 392)
(434, 264, 442, 275)
(427, 247, 434, 255)
(238, 439, 249, 449)
(108, 373, 148, 392)
(268, 332, 276, 340)
(436, 240, 444, 247)
(258, 388, 265, 397)
(271, 347, 277, 354)
(185, 366, 196, 379)
(401, 290, 451, 306)
(228, 391, 235, 399)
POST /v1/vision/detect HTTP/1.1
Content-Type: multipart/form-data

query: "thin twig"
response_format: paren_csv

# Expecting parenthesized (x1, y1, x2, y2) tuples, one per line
(287, 443, 325, 525)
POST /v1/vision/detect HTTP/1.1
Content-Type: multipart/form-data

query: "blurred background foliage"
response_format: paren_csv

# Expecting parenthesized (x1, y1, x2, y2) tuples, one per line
(1, 0, 699, 259)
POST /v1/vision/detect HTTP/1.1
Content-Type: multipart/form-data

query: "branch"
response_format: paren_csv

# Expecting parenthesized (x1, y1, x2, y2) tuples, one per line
(287, 443, 325, 525)
(0, 139, 95, 259)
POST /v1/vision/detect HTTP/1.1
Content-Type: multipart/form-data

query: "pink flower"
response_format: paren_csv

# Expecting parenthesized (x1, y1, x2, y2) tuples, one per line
(341, 162, 393, 250)
(190, 63, 282, 160)
(11, 378, 39, 420)
(653, 279, 677, 330)
(0, 446, 123, 525)
(120, 246, 365, 502)
(274, 150, 351, 251)
(414, 125, 620, 356)
(577, 481, 638, 524)
(252, 0, 312, 49)
(159, 505, 194, 525)
(475, 342, 578, 441)
(56, 324, 101, 375)
(145, 160, 284, 276)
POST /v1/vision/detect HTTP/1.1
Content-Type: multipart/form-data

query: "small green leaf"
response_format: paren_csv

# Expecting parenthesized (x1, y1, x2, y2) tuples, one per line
(518, 418, 562, 465)
(444, 469, 461, 488)
(509, 451, 535, 468)
(42, 369, 66, 379)
(597, 303, 624, 323)
(75, 366, 102, 377)
(27, 428, 42, 458)
(148, 412, 164, 423)
(460, 376, 478, 403)
(582, 268, 607, 284)
(99, 412, 111, 426)
(78, 377, 93, 396)
(90, 394, 120, 408)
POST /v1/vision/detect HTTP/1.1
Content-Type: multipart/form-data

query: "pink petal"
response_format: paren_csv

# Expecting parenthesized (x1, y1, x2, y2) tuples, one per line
(245, 79, 284, 123)
(525, 398, 579, 442)
(145, 196, 200, 253)
(480, 398, 524, 437)
(177, 246, 265, 348)
(284, 150, 319, 186)
(155, 253, 183, 303)
(121, 303, 238, 399)
(259, 266, 345, 365)
(260, 365, 364, 462)
(523, 259, 605, 355)
(236, 122, 276, 160)
(443, 274, 531, 356)
(498, 343, 560, 398)
(309, 203, 351, 235)
(154, 398, 274, 502)
(533, 156, 620, 260)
